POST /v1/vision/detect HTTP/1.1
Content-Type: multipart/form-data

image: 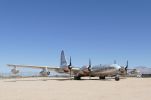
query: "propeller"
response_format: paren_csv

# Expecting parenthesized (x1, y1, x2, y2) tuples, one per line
(88, 59, 92, 79)
(114, 60, 117, 64)
(125, 60, 128, 73)
(68, 56, 72, 79)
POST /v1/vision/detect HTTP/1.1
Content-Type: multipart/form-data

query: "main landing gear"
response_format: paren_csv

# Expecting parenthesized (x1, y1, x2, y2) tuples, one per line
(74, 76, 81, 80)
(115, 75, 120, 81)
(99, 76, 106, 80)
(99, 75, 120, 81)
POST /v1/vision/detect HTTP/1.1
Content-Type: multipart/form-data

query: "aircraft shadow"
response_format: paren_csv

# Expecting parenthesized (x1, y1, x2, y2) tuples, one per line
(4, 78, 111, 82)
(3, 77, 126, 82)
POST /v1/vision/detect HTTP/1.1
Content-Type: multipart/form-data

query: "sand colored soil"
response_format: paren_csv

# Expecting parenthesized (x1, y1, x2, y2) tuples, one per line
(0, 77, 151, 100)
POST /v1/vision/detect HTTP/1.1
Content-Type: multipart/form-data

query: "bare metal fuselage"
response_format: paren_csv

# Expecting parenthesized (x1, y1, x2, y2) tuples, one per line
(55, 64, 122, 78)
(71, 64, 122, 78)
(90, 66, 118, 77)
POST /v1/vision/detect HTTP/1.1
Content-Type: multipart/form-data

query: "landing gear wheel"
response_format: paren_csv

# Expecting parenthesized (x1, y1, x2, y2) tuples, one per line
(115, 76, 120, 81)
(99, 76, 105, 80)
(74, 76, 81, 80)
(47, 71, 50, 75)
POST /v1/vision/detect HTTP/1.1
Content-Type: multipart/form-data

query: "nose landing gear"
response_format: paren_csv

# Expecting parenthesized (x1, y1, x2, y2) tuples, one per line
(115, 75, 120, 81)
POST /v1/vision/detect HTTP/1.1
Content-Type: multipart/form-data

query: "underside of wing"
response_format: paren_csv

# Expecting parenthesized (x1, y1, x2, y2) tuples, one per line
(7, 64, 80, 75)
(48, 67, 80, 74)
(7, 64, 57, 69)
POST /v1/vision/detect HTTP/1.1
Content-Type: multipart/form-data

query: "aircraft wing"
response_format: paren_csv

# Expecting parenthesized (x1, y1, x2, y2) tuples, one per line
(7, 64, 80, 74)
(47, 66, 80, 74)
(7, 64, 58, 69)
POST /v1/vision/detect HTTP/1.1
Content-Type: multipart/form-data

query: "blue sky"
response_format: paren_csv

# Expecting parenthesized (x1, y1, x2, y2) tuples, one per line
(0, 0, 151, 72)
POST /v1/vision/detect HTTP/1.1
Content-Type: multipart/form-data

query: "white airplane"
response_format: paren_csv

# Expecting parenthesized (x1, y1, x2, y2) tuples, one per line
(7, 50, 128, 81)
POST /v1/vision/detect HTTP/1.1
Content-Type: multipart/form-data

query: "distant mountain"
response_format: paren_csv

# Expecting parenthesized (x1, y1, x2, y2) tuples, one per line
(134, 66, 151, 74)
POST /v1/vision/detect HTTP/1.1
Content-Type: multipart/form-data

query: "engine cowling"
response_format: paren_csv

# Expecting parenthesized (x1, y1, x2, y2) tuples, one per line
(39, 70, 50, 76)
(11, 68, 19, 74)
(81, 66, 89, 73)
(119, 66, 126, 76)
(78, 66, 90, 76)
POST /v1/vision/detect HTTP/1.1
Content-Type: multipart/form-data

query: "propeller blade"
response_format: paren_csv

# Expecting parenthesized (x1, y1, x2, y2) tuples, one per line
(88, 59, 91, 71)
(125, 60, 128, 73)
(69, 56, 72, 66)
(68, 56, 72, 79)
(125, 60, 128, 69)
(68, 56, 72, 68)
(88, 59, 92, 79)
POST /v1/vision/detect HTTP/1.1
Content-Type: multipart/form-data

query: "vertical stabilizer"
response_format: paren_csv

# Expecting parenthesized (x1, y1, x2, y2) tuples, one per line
(60, 50, 67, 67)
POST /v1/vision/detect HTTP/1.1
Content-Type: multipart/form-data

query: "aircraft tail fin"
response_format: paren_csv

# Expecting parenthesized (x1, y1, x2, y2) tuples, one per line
(60, 50, 67, 67)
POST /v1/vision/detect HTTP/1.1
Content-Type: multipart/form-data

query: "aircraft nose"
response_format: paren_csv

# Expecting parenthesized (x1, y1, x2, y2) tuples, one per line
(119, 67, 126, 74)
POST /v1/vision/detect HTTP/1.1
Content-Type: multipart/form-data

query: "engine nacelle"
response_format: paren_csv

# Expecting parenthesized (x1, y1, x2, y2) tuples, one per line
(77, 66, 90, 76)
(11, 68, 19, 74)
(39, 70, 50, 76)
(119, 66, 126, 76)
(81, 66, 89, 73)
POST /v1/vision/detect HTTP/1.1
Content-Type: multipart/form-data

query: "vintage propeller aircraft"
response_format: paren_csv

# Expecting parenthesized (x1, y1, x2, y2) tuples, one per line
(74, 60, 129, 81)
(7, 50, 128, 81)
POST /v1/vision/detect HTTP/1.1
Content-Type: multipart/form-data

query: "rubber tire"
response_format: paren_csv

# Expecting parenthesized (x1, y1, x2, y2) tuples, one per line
(99, 76, 105, 80)
(74, 76, 81, 80)
(115, 76, 120, 81)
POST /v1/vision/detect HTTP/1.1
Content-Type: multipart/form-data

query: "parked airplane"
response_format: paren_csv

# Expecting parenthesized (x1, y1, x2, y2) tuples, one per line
(7, 50, 128, 81)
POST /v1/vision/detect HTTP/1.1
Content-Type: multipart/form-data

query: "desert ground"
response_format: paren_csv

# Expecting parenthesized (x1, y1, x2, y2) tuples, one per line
(0, 77, 151, 100)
